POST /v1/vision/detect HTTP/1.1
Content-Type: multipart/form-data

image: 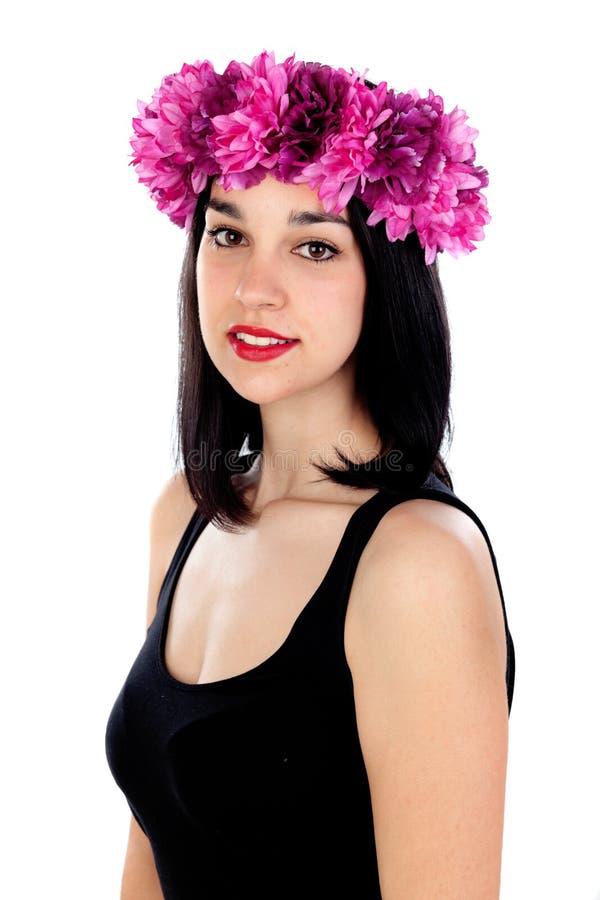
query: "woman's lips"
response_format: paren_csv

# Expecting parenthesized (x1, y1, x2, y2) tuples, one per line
(227, 324, 296, 340)
(227, 333, 300, 361)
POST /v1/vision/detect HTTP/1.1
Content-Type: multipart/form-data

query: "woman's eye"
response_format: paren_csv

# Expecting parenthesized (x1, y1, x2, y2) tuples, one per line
(206, 227, 245, 247)
(296, 241, 339, 263)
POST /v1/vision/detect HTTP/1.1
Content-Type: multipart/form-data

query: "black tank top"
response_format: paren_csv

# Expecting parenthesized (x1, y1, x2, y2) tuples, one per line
(105, 472, 515, 900)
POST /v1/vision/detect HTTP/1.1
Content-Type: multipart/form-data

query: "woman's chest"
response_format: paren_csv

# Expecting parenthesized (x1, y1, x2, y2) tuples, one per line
(163, 495, 377, 686)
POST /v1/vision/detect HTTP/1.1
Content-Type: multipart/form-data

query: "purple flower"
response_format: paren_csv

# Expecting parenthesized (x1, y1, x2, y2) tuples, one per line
(363, 89, 443, 195)
(276, 62, 352, 181)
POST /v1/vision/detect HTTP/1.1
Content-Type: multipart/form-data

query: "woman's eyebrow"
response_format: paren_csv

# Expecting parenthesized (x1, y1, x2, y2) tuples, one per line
(289, 210, 351, 228)
(206, 199, 243, 219)
(205, 198, 351, 229)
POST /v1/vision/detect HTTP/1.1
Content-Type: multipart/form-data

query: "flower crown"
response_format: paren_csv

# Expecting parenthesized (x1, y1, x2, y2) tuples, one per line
(130, 50, 490, 265)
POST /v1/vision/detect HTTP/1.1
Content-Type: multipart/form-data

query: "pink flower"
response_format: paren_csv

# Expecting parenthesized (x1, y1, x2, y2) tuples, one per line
(295, 77, 392, 214)
(209, 51, 300, 190)
(413, 162, 491, 264)
(131, 60, 228, 227)
(440, 106, 479, 163)
(359, 181, 414, 242)
(357, 91, 489, 259)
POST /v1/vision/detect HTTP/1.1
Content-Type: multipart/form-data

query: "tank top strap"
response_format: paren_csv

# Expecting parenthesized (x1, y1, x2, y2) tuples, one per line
(329, 483, 508, 617)
(152, 507, 205, 629)
(326, 487, 424, 608)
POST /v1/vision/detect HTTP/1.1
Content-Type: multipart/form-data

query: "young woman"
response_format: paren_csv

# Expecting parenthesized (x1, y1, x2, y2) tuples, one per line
(105, 51, 515, 900)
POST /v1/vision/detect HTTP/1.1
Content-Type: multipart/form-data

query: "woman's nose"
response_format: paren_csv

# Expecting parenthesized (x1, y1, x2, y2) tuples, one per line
(234, 251, 287, 308)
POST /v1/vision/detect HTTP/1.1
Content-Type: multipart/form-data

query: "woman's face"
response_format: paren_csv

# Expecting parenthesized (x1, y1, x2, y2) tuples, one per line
(196, 175, 367, 406)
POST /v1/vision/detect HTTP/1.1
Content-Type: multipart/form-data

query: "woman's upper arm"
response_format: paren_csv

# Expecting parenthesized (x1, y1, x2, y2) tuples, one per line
(145, 470, 197, 630)
(346, 502, 509, 900)
(120, 814, 164, 900)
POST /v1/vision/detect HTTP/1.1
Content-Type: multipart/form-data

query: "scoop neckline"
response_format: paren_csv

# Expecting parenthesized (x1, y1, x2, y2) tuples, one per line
(155, 487, 387, 692)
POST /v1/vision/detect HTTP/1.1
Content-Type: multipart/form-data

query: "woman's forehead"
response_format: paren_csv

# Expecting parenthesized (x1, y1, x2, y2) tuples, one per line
(208, 175, 350, 222)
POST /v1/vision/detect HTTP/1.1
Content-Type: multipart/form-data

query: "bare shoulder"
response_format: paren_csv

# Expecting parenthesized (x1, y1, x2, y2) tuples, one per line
(345, 497, 509, 897)
(149, 470, 198, 539)
(362, 495, 492, 565)
(145, 471, 198, 630)
(349, 496, 506, 663)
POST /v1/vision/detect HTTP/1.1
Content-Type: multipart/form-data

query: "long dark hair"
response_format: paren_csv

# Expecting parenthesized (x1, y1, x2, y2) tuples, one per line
(174, 178, 454, 531)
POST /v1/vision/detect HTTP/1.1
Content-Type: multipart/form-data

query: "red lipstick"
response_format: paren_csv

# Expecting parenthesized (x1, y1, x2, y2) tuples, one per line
(227, 324, 296, 340)
(227, 323, 300, 362)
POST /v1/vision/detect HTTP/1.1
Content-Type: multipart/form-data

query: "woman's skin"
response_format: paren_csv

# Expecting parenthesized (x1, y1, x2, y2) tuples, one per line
(120, 176, 509, 899)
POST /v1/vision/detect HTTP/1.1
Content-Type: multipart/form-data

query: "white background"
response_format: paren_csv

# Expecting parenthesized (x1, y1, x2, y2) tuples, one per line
(1, 1, 598, 897)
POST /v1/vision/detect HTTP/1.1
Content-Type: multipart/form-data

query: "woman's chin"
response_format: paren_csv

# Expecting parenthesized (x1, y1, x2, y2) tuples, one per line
(226, 376, 301, 407)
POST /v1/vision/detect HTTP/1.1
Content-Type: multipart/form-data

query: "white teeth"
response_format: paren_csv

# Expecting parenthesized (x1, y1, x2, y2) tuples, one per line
(234, 332, 293, 346)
